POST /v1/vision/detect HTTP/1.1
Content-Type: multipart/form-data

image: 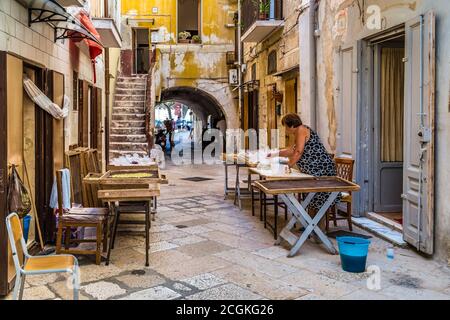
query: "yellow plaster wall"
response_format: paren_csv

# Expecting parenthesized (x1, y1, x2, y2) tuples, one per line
(121, 0, 236, 44)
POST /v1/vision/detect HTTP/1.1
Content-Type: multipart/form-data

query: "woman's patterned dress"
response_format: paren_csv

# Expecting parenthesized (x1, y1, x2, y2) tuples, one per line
(297, 126, 340, 210)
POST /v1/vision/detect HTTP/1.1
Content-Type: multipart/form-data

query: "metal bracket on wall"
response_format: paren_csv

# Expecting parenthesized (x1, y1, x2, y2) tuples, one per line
(27, 8, 68, 27)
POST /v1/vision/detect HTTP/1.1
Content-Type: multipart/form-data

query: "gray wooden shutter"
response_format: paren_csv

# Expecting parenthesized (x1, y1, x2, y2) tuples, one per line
(402, 11, 435, 254)
(336, 42, 359, 158)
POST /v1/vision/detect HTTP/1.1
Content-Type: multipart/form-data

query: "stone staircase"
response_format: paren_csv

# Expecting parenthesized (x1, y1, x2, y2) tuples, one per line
(109, 75, 148, 160)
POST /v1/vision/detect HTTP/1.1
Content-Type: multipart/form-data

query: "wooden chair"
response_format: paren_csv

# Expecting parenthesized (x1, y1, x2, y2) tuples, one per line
(55, 170, 109, 265)
(6, 212, 80, 300)
(326, 157, 355, 231)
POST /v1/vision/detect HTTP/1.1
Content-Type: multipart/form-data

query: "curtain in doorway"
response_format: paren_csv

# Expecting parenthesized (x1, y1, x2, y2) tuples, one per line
(381, 47, 404, 162)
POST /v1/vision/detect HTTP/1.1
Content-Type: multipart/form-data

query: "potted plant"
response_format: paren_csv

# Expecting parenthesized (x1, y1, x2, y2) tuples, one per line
(253, 0, 270, 20)
(191, 35, 201, 44)
(178, 31, 191, 43)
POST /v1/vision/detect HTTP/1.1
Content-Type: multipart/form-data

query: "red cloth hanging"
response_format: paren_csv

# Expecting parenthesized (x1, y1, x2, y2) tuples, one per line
(76, 12, 103, 83)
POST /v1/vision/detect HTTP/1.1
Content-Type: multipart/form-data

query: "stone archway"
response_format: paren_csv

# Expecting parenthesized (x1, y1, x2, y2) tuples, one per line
(160, 86, 236, 129)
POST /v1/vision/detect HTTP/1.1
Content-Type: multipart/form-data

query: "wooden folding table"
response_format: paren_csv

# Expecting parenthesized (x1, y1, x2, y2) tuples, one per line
(85, 168, 168, 266)
(248, 168, 312, 239)
(221, 153, 258, 209)
(254, 177, 360, 257)
(98, 188, 160, 267)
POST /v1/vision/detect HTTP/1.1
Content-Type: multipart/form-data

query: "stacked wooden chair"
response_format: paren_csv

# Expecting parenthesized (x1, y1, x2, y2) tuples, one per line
(55, 149, 109, 265)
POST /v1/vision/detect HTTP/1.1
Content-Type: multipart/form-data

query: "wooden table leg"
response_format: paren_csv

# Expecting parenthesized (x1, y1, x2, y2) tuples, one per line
(274, 195, 278, 240)
(145, 201, 150, 267)
(251, 185, 255, 216)
(224, 162, 228, 199)
(259, 187, 263, 221)
(106, 204, 119, 266)
(280, 193, 339, 257)
(263, 192, 267, 229)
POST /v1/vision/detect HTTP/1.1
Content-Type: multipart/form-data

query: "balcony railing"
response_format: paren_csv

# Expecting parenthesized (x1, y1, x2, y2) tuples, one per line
(242, 0, 283, 35)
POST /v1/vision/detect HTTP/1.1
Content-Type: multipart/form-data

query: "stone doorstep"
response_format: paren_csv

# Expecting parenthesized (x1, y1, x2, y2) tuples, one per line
(367, 212, 403, 233)
(352, 217, 407, 247)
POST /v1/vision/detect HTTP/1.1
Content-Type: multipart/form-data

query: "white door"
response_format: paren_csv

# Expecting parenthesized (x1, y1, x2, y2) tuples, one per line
(402, 12, 435, 254)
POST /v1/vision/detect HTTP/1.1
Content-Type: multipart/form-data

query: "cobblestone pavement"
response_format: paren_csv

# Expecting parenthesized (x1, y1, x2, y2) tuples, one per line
(8, 164, 450, 300)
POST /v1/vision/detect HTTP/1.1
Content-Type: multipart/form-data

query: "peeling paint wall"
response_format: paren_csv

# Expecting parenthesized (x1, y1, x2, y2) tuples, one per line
(242, 0, 301, 148)
(122, 0, 238, 129)
(304, 0, 450, 262)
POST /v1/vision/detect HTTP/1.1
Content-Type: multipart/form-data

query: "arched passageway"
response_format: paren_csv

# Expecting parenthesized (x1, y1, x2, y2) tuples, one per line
(160, 86, 227, 128)
(155, 86, 228, 155)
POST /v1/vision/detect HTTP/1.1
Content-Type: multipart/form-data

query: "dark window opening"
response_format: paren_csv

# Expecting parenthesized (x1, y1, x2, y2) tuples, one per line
(178, 0, 200, 42)
(251, 63, 257, 80)
(268, 50, 277, 75)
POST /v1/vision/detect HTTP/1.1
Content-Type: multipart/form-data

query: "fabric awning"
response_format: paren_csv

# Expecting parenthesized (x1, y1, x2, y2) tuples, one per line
(17, 0, 102, 46)
(23, 76, 69, 120)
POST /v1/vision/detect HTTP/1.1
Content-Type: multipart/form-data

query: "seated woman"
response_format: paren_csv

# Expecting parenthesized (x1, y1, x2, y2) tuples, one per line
(269, 113, 339, 230)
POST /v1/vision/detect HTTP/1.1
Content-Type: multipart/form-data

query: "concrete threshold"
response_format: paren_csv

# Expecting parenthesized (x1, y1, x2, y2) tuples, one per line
(352, 217, 407, 247)
(366, 212, 403, 233)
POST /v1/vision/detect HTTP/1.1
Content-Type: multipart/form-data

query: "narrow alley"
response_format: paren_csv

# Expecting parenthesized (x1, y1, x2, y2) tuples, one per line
(1, 0, 450, 306)
(9, 161, 450, 300)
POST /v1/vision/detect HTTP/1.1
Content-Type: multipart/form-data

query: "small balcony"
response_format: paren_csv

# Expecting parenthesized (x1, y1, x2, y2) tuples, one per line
(90, 0, 122, 48)
(241, 0, 284, 43)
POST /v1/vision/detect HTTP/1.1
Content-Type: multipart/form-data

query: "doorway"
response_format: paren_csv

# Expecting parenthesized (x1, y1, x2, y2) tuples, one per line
(133, 28, 150, 74)
(284, 78, 297, 147)
(371, 35, 405, 226)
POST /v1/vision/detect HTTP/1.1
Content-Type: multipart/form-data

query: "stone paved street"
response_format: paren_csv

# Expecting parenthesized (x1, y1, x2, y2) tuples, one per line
(9, 164, 450, 300)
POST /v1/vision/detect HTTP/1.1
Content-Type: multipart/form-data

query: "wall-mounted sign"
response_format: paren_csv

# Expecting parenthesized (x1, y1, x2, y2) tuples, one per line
(229, 69, 238, 85)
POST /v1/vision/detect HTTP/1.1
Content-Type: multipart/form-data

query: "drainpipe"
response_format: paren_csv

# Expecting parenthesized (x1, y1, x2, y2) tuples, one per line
(238, 0, 242, 130)
(105, 49, 110, 167)
(309, 0, 318, 130)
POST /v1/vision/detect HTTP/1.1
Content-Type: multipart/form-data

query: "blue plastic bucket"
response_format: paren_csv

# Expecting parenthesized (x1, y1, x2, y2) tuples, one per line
(336, 236, 371, 273)
(22, 215, 31, 243)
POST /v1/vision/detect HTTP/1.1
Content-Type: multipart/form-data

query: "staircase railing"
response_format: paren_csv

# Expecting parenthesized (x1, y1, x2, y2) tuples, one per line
(144, 49, 157, 154)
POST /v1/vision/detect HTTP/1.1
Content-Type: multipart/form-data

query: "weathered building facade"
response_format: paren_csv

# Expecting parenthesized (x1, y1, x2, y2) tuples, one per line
(297, 0, 449, 262)
(241, 0, 301, 149)
(118, 0, 239, 137)
(0, 0, 122, 295)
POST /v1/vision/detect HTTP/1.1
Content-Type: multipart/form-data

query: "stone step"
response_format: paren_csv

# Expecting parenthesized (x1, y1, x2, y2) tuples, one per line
(114, 94, 146, 102)
(117, 77, 147, 84)
(111, 120, 146, 128)
(109, 150, 148, 160)
(112, 113, 146, 121)
(113, 101, 145, 108)
(110, 127, 146, 135)
(112, 107, 145, 114)
(115, 88, 146, 95)
(115, 82, 146, 90)
(110, 134, 147, 143)
(110, 142, 148, 152)
(366, 212, 403, 233)
(352, 217, 407, 247)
